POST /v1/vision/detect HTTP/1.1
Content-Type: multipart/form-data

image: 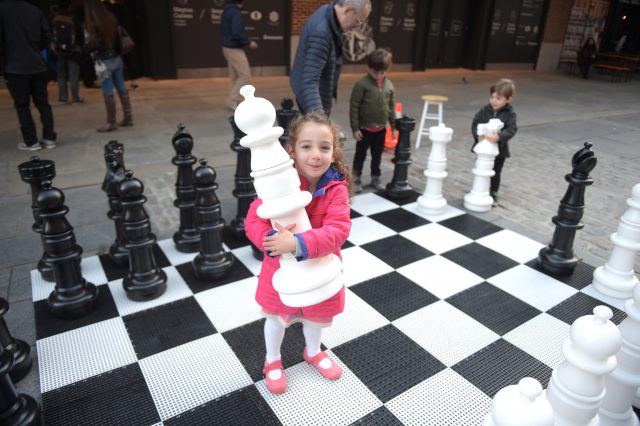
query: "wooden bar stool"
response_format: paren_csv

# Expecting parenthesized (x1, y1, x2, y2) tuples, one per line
(416, 95, 448, 148)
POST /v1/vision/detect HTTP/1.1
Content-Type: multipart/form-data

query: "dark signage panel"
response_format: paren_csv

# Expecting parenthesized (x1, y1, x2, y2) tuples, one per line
(485, 0, 520, 62)
(171, 0, 285, 68)
(375, 0, 418, 64)
(512, 0, 544, 62)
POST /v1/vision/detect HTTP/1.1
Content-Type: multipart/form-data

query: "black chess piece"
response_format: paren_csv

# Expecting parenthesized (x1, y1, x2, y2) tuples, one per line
(276, 98, 299, 146)
(17, 156, 56, 282)
(538, 142, 598, 276)
(0, 347, 41, 426)
(387, 115, 416, 199)
(102, 141, 129, 266)
(193, 159, 234, 280)
(0, 299, 32, 384)
(171, 124, 200, 252)
(37, 181, 98, 318)
(119, 171, 167, 301)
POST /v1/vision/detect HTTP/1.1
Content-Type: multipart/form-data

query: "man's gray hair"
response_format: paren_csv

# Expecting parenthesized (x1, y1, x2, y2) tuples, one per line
(336, 0, 371, 11)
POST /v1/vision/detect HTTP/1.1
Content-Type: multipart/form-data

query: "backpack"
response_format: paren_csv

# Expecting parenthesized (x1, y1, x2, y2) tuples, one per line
(52, 14, 77, 55)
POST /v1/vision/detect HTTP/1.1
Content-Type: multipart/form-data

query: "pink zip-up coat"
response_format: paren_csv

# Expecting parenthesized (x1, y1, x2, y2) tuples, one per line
(244, 168, 351, 318)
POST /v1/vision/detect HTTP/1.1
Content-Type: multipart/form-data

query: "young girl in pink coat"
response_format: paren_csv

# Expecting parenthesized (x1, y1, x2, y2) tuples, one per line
(244, 112, 353, 394)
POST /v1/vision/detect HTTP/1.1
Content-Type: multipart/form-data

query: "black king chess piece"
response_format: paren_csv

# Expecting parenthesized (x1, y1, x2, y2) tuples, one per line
(171, 124, 200, 252)
(37, 181, 98, 318)
(17, 156, 56, 282)
(119, 171, 167, 301)
(0, 298, 32, 383)
(193, 159, 234, 280)
(387, 115, 416, 199)
(0, 347, 41, 426)
(102, 141, 129, 266)
(276, 98, 299, 146)
(538, 142, 597, 276)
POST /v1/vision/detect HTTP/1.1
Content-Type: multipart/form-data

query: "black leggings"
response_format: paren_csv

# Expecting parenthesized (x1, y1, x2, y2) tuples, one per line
(491, 155, 506, 194)
(352, 128, 385, 177)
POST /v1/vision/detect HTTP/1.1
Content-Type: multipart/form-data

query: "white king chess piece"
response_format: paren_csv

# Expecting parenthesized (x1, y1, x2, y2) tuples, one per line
(234, 85, 343, 307)
(464, 118, 503, 212)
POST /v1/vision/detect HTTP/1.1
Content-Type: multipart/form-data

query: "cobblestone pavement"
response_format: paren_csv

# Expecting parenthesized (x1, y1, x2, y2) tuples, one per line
(1, 68, 638, 404)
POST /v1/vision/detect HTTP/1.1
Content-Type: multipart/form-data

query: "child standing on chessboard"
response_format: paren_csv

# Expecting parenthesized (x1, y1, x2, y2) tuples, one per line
(244, 112, 353, 394)
(349, 48, 396, 193)
(471, 78, 518, 207)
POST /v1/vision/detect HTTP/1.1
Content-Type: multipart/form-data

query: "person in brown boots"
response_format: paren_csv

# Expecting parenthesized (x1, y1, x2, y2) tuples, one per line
(82, 0, 133, 132)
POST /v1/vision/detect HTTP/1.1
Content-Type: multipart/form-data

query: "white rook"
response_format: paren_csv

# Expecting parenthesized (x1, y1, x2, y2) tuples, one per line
(592, 183, 640, 299)
(234, 85, 343, 307)
(598, 282, 640, 426)
(464, 119, 503, 212)
(546, 306, 622, 426)
(417, 123, 453, 215)
(483, 377, 554, 426)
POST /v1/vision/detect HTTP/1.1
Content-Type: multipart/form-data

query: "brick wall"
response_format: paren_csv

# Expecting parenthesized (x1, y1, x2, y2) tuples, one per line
(542, 0, 574, 43)
(292, 0, 326, 34)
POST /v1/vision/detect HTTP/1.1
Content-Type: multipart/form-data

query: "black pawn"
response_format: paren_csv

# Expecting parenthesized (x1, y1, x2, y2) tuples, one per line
(37, 181, 98, 318)
(193, 159, 234, 280)
(276, 98, 299, 146)
(119, 171, 167, 301)
(0, 348, 41, 426)
(102, 141, 129, 266)
(0, 299, 32, 383)
(17, 156, 56, 282)
(172, 124, 200, 252)
(538, 142, 598, 275)
(387, 116, 416, 199)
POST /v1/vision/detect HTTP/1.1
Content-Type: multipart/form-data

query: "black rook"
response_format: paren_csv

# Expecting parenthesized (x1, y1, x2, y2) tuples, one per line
(387, 116, 416, 199)
(171, 124, 200, 252)
(0, 298, 32, 383)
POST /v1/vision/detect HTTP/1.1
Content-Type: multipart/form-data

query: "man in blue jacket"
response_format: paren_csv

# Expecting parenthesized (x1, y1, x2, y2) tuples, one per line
(291, 0, 371, 116)
(221, 0, 257, 111)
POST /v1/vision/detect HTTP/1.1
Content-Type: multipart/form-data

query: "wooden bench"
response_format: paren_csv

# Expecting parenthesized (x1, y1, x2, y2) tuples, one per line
(592, 63, 632, 82)
(560, 59, 578, 75)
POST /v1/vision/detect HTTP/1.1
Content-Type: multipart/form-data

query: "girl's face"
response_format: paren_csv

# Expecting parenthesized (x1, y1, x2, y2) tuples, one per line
(290, 122, 335, 186)
(489, 92, 511, 111)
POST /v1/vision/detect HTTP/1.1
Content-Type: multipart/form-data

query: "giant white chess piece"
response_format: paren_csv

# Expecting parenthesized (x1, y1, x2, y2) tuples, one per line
(598, 282, 640, 426)
(483, 377, 554, 426)
(417, 123, 453, 215)
(546, 306, 622, 426)
(592, 183, 640, 299)
(234, 85, 343, 307)
(464, 119, 503, 212)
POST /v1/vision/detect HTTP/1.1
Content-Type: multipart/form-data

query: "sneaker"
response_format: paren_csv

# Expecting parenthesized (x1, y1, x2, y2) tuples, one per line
(370, 176, 385, 191)
(17, 142, 41, 151)
(354, 178, 363, 194)
(41, 139, 57, 149)
(490, 192, 499, 207)
(72, 98, 84, 104)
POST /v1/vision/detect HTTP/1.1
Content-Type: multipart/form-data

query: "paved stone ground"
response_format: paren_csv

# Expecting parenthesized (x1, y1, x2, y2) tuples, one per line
(1, 68, 638, 405)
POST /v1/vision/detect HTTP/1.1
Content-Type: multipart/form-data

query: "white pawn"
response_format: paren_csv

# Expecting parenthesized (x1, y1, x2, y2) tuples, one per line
(484, 377, 554, 426)
(598, 282, 640, 426)
(464, 119, 503, 212)
(234, 85, 343, 307)
(417, 123, 453, 215)
(546, 306, 622, 426)
(592, 183, 640, 299)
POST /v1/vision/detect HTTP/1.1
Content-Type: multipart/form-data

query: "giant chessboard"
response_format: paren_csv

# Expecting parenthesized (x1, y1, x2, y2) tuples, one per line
(31, 191, 633, 425)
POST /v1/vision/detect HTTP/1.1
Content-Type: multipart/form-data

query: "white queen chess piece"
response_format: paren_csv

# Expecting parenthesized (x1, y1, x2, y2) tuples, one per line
(234, 85, 343, 307)
(464, 119, 503, 212)
(417, 123, 453, 215)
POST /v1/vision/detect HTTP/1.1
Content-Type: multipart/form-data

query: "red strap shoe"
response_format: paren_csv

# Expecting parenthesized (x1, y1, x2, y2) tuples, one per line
(263, 360, 287, 394)
(303, 348, 342, 381)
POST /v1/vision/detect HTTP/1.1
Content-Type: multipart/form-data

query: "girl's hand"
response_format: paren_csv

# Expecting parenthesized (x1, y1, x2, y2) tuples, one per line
(262, 223, 297, 256)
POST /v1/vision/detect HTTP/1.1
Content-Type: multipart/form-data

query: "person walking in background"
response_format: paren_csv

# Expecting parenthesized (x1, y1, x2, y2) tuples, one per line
(577, 37, 598, 79)
(0, 0, 57, 151)
(52, 0, 84, 104)
(349, 48, 395, 193)
(290, 0, 372, 116)
(83, 0, 132, 132)
(471, 78, 518, 207)
(221, 0, 257, 111)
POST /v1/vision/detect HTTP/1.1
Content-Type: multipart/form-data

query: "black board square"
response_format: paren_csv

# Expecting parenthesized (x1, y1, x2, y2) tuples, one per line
(34, 284, 119, 340)
(442, 243, 518, 279)
(350, 209, 363, 219)
(438, 214, 503, 240)
(98, 243, 170, 282)
(453, 339, 553, 398)
(164, 385, 280, 426)
(547, 292, 627, 325)
(361, 235, 433, 269)
(351, 272, 438, 321)
(333, 324, 445, 403)
(222, 226, 253, 250)
(446, 282, 541, 335)
(123, 296, 216, 359)
(176, 254, 253, 293)
(42, 363, 160, 426)
(525, 259, 595, 290)
(350, 406, 404, 425)
(369, 208, 430, 233)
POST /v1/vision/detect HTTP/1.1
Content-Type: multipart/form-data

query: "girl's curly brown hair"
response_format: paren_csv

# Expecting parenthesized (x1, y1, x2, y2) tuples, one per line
(284, 112, 354, 198)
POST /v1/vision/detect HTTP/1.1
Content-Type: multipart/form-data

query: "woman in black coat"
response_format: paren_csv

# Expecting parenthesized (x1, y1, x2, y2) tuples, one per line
(577, 37, 598, 79)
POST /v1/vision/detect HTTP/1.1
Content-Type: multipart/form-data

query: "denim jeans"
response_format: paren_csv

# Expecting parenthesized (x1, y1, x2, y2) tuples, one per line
(100, 56, 127, 96)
